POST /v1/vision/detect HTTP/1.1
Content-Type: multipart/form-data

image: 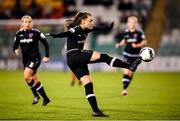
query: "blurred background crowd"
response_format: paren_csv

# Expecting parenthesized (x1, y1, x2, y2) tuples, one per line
(0, 0, 180, 71)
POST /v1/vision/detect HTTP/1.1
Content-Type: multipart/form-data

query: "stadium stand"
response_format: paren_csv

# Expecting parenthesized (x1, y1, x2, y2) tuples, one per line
(157, 0, 180, 56)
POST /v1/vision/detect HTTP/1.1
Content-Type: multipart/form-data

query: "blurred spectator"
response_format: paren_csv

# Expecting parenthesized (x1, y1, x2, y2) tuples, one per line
(120, 11, 131, 23)
(118, 0, 133, 11)
(170, 29, 180, 43)
(94, 16, 110, 35)
(83, 0, 113, 6)
(0, 0, 16, 19)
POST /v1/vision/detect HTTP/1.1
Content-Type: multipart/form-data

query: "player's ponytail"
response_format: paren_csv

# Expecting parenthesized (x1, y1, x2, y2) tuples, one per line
(65, 12, 91, 30)
(64, 19, 73, 32)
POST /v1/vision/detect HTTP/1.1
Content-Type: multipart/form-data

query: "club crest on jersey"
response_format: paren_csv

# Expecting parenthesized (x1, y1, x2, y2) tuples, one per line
(133, 34, 138, 38)
(28, 33, 33, 38)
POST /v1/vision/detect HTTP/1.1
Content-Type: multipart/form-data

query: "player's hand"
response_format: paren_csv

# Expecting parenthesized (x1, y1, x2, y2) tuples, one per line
(15, 49, 19, 56)
(45, 33, 51, 36)
(109, 21, 114, 30)
(132, 43, 138, 48)
(42, 57, 49, 63)
(115, 43, 121, 48)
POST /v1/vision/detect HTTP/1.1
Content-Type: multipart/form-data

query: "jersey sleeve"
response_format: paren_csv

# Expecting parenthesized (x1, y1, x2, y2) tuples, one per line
(90, 22, 114, 32)
(50, 28, 74, 38)
(91, 25, 113, 32)
(39, 32, 49, 57)
(122, 31, 128, 42)
(139, 31, 146, 41)
(50, 32, 70, 38)
(13, 32, 20, 52)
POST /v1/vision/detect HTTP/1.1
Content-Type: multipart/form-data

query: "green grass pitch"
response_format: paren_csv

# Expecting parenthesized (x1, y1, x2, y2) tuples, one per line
(0, 70, 180, 120)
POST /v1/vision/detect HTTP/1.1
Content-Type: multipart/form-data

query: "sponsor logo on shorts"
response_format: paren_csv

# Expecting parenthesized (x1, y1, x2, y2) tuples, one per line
(29, 62, 34, 68)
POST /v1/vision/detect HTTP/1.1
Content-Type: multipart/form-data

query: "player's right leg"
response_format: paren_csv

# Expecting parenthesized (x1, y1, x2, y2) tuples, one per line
(121, 69, 133, 96)
(24, 68, 40, 104)
(70, 73, 76, 86)
(89, 51, 141, 71)
(70, 73, 82, 86)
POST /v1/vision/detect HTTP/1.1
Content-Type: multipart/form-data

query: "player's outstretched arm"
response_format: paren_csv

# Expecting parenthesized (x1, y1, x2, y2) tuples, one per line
(92, 21, 114, 32)
(45, 31, 70, 38)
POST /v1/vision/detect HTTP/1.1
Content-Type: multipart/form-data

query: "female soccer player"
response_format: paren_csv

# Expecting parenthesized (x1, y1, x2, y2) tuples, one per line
(13, 15, 50, 106)
(46, 12, 141, 117)
(115, 16, 147, 96)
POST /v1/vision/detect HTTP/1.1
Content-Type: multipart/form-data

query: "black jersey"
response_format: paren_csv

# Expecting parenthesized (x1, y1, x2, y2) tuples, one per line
(66, 26, 89, 51)
(13, 28, 49, 58)
(123, 29, 145, 57)
(50, 24, 113, 51)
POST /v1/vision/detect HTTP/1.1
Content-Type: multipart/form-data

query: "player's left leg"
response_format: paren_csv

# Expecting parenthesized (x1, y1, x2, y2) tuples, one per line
(24, 68, 40, 104)
(69, 64, 108, 117)
(122, 69, 134, 96)
(32, 74, 50, 106)
(80, 75, 108, 117)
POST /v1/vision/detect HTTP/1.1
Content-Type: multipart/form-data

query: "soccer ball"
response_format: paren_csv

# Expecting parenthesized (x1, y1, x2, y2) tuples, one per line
(139, 47, 155, 62)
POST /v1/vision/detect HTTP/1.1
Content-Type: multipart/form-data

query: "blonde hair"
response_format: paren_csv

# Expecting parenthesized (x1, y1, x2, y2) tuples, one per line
(127, 16, 138, 23)
(126, 16, 142, 30)
(20, 15, 33, 29)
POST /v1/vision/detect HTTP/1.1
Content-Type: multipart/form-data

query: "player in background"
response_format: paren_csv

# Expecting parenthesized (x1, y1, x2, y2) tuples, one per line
(70, 72, 82, 86)
(115, 16, 147, 96)
(46, 12, 141, 117)
(13, 15, 50, 105)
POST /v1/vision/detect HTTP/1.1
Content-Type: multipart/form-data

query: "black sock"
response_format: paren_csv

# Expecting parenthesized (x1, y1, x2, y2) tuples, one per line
(99, 54, 113, 65)
(91, 54, 130, 69)
(35, 82, 49, 100)
(89, 53, 112, 64)
(84, 82, 100, 112)
(27, 80, 38, 97)
(122, 75, 133, 89)
(110, 57, 130, 68)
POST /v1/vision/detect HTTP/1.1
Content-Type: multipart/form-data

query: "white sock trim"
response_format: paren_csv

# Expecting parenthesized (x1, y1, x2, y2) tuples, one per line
(110, 57, 116, 67)
(86, 94, 95, 99)
(122, 78, 130, 82)
(31, 83, 36, 88)
(36, 84, 42, 91)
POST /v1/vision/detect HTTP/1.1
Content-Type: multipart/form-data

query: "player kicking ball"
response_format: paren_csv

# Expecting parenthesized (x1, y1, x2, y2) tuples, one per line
(46, 12, 142, 117)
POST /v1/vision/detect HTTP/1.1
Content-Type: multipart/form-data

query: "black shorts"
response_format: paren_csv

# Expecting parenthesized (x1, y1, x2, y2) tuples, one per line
(66, 49, 93, 80)
(123, 55, 140, 71)
(23, 56, 41, 72)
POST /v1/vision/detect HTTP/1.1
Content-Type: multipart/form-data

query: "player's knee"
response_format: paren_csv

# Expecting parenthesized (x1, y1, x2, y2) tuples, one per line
(90, 51, 101, 61)
(124, 69, 133, 76)
(80, 75, 91, 85)
(24, 75, 31, 82)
